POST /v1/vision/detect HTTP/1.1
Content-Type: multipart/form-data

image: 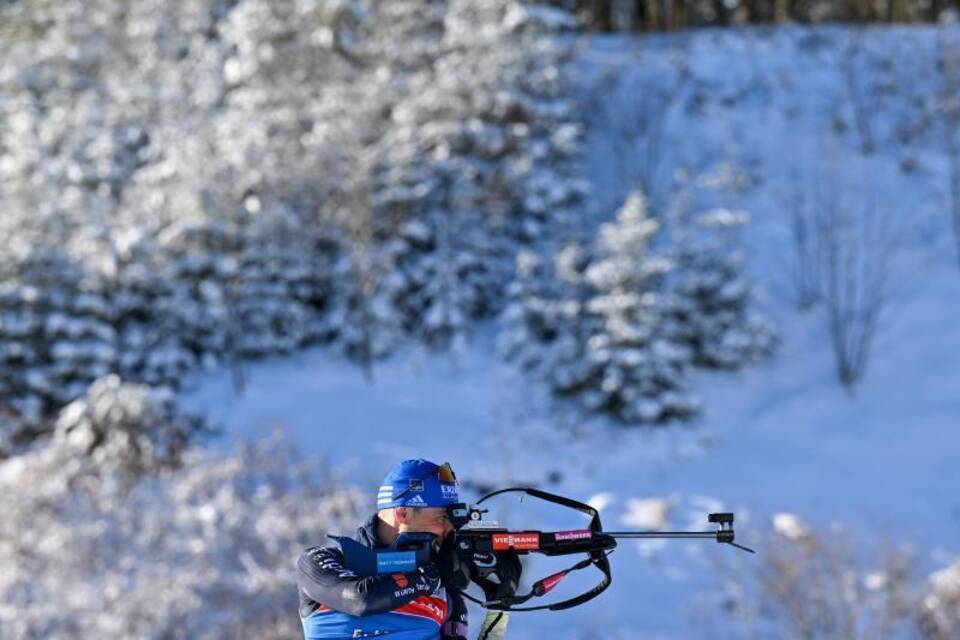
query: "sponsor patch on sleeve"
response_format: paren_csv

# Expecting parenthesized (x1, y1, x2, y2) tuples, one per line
(376, 551, 417, 573)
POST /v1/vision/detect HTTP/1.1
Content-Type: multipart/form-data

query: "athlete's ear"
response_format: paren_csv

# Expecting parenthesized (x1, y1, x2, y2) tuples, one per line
(394, 507, 410, 524)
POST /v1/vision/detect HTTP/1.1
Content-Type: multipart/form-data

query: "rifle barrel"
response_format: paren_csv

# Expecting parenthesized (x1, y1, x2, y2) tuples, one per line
(605, 531, 718, 539)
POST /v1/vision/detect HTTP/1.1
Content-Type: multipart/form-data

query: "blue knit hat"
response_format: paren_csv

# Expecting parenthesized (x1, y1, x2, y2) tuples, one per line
(377, 459, 459, 510)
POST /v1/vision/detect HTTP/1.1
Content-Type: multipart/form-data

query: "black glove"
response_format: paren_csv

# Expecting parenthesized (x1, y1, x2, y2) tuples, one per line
(435, 532, 472, 592)
(416, 562, 442, 594)
(478, 549, 522, 603)
(498, 549, 522, 592)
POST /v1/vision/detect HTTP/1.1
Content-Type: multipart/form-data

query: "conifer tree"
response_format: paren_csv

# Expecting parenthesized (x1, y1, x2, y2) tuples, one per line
(666, 209, 777, 369)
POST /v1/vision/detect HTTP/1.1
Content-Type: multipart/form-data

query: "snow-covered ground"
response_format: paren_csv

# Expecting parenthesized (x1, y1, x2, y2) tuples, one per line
(182, 27, 960, 639)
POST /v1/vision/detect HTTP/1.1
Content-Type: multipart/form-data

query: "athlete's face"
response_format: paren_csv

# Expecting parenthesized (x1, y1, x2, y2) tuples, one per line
(397, 506, 454, 539)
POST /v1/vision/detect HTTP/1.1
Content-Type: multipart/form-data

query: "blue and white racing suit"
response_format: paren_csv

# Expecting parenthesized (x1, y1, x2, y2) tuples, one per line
(296, 514, 469, 640)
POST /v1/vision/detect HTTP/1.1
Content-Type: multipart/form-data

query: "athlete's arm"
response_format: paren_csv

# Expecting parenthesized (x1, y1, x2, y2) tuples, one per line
(296, 546, 440, 617)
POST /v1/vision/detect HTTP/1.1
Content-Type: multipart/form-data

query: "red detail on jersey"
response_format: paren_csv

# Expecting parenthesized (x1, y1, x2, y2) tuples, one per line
(392, 573, 409, 588)
(492, 532, 540, 551)
(393, 595, 448, 626)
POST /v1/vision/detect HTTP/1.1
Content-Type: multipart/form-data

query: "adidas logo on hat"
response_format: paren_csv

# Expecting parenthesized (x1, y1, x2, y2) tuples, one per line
(406, 494, 427, 506)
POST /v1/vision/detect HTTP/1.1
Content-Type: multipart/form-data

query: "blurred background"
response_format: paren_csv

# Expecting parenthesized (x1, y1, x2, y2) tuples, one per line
(1, 1, 959, 638)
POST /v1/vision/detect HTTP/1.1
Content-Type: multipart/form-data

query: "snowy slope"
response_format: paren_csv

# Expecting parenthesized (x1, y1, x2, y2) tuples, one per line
(181, 26, 960, 639)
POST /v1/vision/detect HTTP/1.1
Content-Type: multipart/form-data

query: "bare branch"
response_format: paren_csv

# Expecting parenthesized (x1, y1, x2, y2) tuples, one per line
(816, 183, 897, 389)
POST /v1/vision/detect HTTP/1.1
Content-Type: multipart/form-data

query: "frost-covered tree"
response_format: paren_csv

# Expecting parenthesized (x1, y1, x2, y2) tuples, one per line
(578, 193, 698, 423)
(503, 193, 699, 425)
(0, 418, 362, 639)
(234, 208, 343, 356)
(364, 0, 586, 351)
(374, 170, 508, 349)
(0, 0, 591, 422)
(920, 560, 960, 640)
(716, 515, 921, 640)
(503, 191, 775, 424)
(500, 246, 582, 377)
(0, 242, 116, 423)
(666, 209, 777, 370)
(52, 375, 206, 477)
(154, 215, 241, 366)
(212, 0, 377, 221)
(0, 0, 375, 345)
(109, 232, 197, 387)
(152, 205, 350, 364)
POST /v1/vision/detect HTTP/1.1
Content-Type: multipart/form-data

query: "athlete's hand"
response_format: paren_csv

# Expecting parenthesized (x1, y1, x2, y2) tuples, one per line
(479, 549, 522, 602)
(416, 562, 442, 594)
(497, 549, 522, 593)
(435, 532, 471, 592)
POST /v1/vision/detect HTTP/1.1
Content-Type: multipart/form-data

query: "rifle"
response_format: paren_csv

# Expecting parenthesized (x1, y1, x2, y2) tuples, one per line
(447, 487, 755, 613)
